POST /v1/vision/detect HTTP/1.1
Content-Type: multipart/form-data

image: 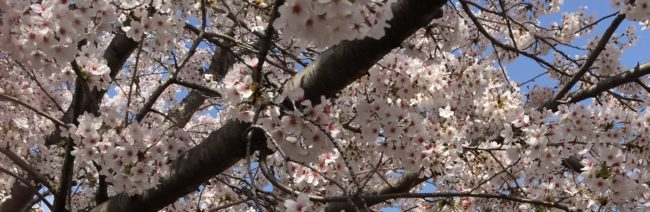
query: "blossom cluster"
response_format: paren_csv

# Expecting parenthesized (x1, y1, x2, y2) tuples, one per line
(218, 58, 260, 122)
(60, 112, 191, 195)
(2, 0, 650, 211)
(614, 0, 650, 29)
(274, 0, 396, 47)
(248, 49, 650, 210)
(0, 0, 118, 90)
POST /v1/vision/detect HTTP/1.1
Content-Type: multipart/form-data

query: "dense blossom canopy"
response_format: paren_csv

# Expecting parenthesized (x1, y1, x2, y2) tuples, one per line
(1, 0, 650, 211)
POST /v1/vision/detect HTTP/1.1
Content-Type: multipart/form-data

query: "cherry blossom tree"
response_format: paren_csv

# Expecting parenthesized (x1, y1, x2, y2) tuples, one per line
(1, 0, 650, 211)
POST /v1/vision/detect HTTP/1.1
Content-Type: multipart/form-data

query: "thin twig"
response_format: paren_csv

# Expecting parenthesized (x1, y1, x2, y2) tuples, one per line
(548, 14, 626, 107)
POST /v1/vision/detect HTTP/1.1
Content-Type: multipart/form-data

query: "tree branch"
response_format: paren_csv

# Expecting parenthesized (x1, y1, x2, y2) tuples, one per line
(171, 79, 221, 98)
(45, 32, 138, 146)
(90, 0, 446, 210)
(327, 191, 571, 211)
(460, 1, 570, 77)
(0, 167, 53, 211)
(0, 148, 53, 192)
(324, 172, 425, 212)
(0, 182, 38, 212)
(563, 62, 650, 107)
(546, 14, 626, 108)
(284, 1, 445, 104)
(0, 93, 66, 127)
(90, 120, 254, 211)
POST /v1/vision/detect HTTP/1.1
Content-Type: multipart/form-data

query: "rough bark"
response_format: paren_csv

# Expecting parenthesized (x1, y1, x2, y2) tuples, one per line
(0, 183, 36, 212)
(90, 0, 447, 211)
(90, 120, 254, 211)
(283, 1, 445, 104)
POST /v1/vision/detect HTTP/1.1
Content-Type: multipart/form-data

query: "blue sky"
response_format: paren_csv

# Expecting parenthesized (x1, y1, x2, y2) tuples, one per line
(506, 0, 650, 92)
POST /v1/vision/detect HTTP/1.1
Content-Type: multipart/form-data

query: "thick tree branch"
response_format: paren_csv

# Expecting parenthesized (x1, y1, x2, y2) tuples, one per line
(54, 77, 89, 211)
(90, 1, 446, 211)
(90, 120, 255, 211)
(284, 1, 445, 104)
(0, 148, 53, 192)
(561, 62, 650, 107)
(0, 183, 37, 212)
(0, 167, 53, 211)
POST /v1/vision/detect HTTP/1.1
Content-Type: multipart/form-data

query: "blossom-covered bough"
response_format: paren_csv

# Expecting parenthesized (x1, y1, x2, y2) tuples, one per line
(1, 0, 650, 211)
